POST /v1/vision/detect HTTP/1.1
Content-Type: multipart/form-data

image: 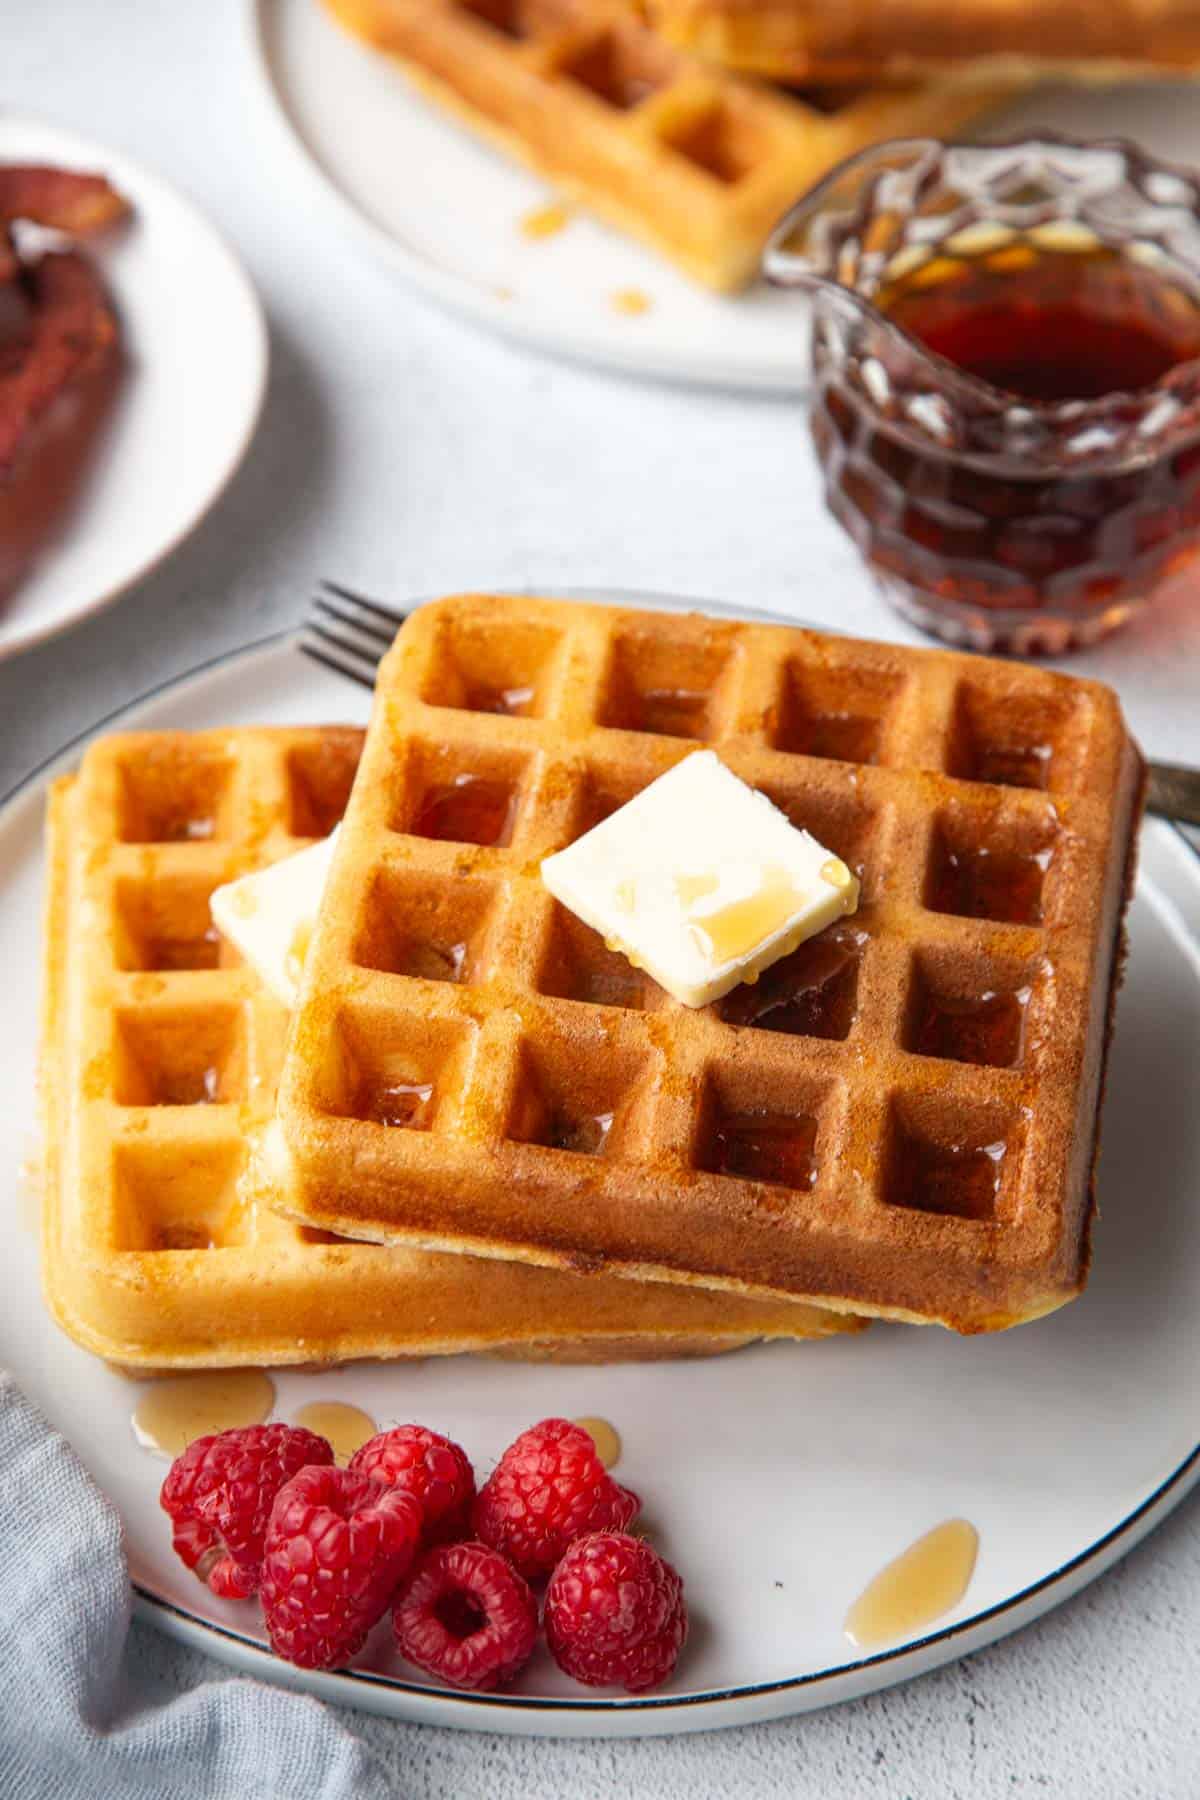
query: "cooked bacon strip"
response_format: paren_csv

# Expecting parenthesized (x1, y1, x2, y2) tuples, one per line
(0, 250, 118, 476)
(0, 166, 127, 236)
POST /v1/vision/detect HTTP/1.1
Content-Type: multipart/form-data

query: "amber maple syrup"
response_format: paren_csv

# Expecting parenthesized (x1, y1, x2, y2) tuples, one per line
(412, 774, 519, 847)
(464, 681, 536, 716)
(293, 1400, 378, 1463)
(148, 922, 223, 971)
(815, 244, 1200, 626)
(912, 986, 1028, 1068)
(284, 919, 312, 992)
(796, 711, 881, 765)
(573, 1416, 622, 1470)
(688, 867, 801, 966)
(844, 1519, 979, 1648)
(631, 687, 708, 738)
(878, 248, 1200, 403)
(892, 1137, 1006, 1221)
(930, 843, 1050, 926)
(709, 1109, 818, 1189)
(969, 742, 1053, 791)
(519, 202, 571, 241)
(721, 933, 859, 1039)
(545, 1108, 614, 1156)
(132, 1369, 275, 1458)
(359, 1077, 434, 1129)
(401, 936, 469, 982)
(156, 1063, 223, 1106)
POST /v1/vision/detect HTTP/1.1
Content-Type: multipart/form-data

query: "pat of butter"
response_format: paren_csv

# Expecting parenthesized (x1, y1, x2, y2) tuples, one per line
(541, 751, 859, 1008)
(210, 831, 338, 1009)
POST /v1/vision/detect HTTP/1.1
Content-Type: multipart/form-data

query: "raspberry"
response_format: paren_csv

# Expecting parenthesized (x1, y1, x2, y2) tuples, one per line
(349, 1425, 475, 1547)
(472, 1417, 640, 1582)
(260, 1463, 423, 1669)
(159, 1424, 333, 1600)
(393, 1542, 537, 1691)
(545, 1532, 687, 1693)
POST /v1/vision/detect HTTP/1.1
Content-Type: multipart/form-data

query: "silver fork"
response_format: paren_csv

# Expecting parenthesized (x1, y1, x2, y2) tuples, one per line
(300, 580, 1200, 827)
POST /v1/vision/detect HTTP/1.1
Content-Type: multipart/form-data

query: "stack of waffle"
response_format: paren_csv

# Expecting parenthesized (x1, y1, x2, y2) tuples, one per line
(41, 596, 1144, 1371)
(41, 719, 856, 1370)
(320, 0, 1019, 290)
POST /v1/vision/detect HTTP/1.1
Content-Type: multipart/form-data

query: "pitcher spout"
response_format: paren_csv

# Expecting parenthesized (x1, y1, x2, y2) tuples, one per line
(764, 138, 942, 295)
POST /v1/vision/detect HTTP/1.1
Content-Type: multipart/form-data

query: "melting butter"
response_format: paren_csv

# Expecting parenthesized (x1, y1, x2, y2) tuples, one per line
(675, 871, 720, 907)
(689, 865, 801, 965)
(284, 919, 312, 992)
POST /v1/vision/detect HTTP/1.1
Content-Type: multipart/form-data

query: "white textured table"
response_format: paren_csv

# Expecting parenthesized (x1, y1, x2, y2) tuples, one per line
(5, 3, 1200, 1793)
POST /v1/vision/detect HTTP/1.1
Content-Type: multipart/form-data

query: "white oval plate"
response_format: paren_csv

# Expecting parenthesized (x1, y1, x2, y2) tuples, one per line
(0, 118, 267, 662)
(248, 0, 817, 392)
(248, 0, 1200, 392)
(1, 607, 1198, 1738)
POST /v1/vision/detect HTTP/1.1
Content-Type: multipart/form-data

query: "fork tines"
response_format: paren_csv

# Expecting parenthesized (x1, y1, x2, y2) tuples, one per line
(301, 581, 408, 689)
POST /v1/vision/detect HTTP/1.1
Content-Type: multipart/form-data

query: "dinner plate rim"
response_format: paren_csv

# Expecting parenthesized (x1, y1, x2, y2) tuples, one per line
(8, 605, 1200, 1736)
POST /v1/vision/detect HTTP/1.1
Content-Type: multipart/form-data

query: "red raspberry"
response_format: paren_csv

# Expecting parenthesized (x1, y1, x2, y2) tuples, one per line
(349, 1425, 475, 1547)
(472, 1417, 640, 1582)
(159, 1424, 333, 1600)
(545, 1532, 687, 1693)
(393, 1541, 537, 1692)
(260, 1463, 423, 1669)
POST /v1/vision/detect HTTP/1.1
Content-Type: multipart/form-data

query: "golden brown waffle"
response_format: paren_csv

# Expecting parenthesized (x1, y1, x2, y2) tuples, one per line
(322, 0, 1010, 292)
(644, 0, 1200, 84)
(277, 594, 1144, 1334)
(41, 724, 856, 1369)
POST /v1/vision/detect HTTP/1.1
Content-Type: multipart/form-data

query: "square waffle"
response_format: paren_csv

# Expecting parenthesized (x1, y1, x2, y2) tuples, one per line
(644, 0, 1200, 86)
(321, 0, 1011, 291)
(40, 724, 858, 1369)
(276, 594, 1144, 1334)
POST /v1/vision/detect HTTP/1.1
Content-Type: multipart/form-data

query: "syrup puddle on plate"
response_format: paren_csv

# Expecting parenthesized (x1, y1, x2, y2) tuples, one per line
(520, 202, 571, 241)
(131, 1370, 275, 1459)
(293, 1400, 378, 1464)
(844, 1518, 979, 1649)
(573, 1416, 621, 1470)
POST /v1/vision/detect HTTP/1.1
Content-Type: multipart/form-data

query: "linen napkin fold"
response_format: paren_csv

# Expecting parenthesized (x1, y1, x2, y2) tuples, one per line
(0, 1372, 390, 1800)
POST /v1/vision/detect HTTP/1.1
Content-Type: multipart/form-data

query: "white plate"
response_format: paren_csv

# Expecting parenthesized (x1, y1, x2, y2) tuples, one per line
(248, 0, 1200, 391)
(0, 118, 267, 661)
(248, 0, 819, 392)
(2, 609, 1199, 1739)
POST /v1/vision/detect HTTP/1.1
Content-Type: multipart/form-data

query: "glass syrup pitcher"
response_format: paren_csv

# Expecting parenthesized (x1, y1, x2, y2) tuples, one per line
(766, 135, 1200, 653)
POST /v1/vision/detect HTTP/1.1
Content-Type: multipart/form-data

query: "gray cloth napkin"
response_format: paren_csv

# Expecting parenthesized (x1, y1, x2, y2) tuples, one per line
(0, 1373, 391, 1800)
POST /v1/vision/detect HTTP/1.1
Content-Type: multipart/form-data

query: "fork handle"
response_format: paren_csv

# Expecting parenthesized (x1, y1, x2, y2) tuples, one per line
(1147, 761, 1200, 827)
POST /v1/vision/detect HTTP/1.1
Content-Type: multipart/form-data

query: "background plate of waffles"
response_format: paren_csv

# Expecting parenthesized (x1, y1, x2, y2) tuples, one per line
(0, 117, 267, 663)
(252, 0, 1200, 390)
(5, 591, 1200, 1735)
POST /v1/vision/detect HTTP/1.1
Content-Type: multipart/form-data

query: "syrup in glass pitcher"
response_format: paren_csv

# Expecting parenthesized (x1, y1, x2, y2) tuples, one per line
(766, 136, 1200, 653)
